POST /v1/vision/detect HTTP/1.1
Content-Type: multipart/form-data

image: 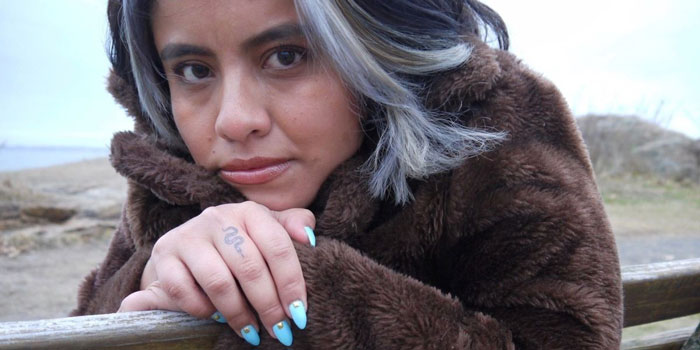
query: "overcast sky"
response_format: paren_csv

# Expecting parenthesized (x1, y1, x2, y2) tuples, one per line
(1, 0, 698, 148)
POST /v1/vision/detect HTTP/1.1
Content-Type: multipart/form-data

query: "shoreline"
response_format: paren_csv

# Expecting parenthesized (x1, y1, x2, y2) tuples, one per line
(0, 146, 110, 173)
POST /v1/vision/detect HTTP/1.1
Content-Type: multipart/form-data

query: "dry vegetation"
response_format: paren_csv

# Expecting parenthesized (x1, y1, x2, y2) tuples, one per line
(578, 115, 700, 248)
(578, 115, 700, 340)
(578, 114, 700, 184)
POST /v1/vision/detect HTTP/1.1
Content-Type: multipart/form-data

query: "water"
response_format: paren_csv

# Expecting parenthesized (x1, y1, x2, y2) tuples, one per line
(0, 146, 110, 172)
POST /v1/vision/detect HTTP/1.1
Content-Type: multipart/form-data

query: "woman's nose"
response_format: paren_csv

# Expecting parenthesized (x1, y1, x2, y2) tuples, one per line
(214, 72, 272, 143)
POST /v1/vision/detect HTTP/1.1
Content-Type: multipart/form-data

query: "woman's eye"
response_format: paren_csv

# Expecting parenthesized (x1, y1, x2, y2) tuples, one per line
(264, 48, 306, 70)
(176, 63, 212, 83)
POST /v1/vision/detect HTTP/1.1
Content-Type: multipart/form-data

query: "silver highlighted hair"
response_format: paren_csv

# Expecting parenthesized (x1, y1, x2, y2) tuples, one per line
(121, 0, 187, 150)
(295, 0, 505, 203)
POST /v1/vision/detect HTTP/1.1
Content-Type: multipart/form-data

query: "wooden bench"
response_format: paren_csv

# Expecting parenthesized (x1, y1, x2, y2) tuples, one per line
(620, 258, 700, 350)
(1, 258, 699, 349)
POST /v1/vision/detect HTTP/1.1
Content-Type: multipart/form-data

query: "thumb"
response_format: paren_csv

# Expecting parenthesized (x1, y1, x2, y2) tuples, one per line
(117, 281, 180, 313)
(271, 208, 317, 247)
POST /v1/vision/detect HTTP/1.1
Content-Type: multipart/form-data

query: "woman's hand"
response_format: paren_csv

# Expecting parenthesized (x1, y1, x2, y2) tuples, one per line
(117, 201, 315, 346)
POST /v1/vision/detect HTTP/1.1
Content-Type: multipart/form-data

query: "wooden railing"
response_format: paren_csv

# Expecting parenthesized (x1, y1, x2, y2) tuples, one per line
(1, 258, 699, 350)
(620, 258, 700, 350)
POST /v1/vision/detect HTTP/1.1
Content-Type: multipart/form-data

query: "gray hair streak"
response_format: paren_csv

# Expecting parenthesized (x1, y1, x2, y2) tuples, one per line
(295, 0, 506, 203)
(121, 0, 187, 150)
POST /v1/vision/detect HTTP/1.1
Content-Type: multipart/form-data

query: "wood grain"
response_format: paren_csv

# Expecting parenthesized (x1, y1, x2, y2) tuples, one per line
(0, 311, 222, 350)
(1, 259, 698, 349)
(622, 258, 700, 327)
(621, 326, 696, 350)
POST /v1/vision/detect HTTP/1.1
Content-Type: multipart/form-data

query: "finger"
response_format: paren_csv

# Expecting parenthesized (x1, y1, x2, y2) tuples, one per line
(140, 258, 157, 290)
(213, 221, 292, 339)
(117, 281, 179, 312)
(241, 209, 308, 330)
(179, 242, 260, 342)
(154, 256, 216, 319)
(271, 208, 316, 247)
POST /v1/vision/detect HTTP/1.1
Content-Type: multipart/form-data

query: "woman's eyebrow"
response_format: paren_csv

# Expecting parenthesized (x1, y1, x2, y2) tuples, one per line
(160, 44, 214, 62)
(241, 23, 305, 50)
(158, 23, 304, 62)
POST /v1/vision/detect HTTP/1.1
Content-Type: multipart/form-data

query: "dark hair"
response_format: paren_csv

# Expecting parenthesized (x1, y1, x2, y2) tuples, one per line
(350, 0, 509, 50)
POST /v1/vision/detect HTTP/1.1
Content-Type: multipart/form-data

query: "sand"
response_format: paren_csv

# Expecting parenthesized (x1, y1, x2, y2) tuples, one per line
(0, 158, 125, 321)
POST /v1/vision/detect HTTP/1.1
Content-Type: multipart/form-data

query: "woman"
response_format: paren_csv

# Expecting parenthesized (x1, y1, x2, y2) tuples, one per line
(73, 0, 623, 348)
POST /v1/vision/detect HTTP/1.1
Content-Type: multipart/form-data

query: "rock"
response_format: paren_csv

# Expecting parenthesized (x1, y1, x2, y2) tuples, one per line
(82, 203, 122, 220)
(635, 138, 700, 183)
(0, 204, 20, 220)
(0, 204, 23, 230)
(20, 206, 77, 223)
(577, 115, 700, 183)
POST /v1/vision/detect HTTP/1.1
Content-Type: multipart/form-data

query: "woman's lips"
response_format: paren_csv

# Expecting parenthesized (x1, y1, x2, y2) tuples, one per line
(219, 158, 291, 185)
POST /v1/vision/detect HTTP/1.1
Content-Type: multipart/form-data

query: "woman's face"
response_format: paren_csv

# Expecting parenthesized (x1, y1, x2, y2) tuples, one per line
(152, 0, 364, 210)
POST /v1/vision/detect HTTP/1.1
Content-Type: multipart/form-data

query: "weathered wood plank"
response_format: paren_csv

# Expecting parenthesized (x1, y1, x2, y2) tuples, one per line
(622, 258, 700, 327)
(1, 259, 698, 349)
(100, 337, 216, 350)
(621, 326, 696, 350)
(0, 311, 223, 350)
(680, 323, 700, 350)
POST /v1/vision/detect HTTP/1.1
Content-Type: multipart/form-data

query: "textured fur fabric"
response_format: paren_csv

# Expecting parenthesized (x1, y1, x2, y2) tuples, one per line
(72, 39, 623, 349)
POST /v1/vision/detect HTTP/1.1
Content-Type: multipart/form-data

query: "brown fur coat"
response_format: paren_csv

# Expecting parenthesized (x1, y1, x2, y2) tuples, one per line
(72, 39, 623, 349)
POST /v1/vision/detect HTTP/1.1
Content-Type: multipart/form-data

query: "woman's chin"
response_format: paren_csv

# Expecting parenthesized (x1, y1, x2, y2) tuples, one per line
(240, 189, 315, 211)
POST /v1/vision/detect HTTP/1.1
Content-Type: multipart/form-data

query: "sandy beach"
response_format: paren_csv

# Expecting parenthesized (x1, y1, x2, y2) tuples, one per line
(0, 158, 125, 321)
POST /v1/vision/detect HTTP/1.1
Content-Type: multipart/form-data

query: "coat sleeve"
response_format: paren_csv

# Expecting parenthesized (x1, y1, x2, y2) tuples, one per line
(70, 216, 152, 316)
(215, 214, 620, 350)
(213, 237, 515, 349)
(435, 138, 624, 349)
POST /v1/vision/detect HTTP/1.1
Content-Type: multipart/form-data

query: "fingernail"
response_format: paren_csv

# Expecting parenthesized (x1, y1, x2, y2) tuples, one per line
(273, 320, 293, 346)
(210, 311, 227, 323)
(289, 300, 307, 329)
(304, 226, 316, 247)
(240, 325, 260, 346)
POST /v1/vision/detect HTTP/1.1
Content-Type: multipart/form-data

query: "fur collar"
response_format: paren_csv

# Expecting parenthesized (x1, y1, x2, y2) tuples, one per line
(110, 131, 380, 245)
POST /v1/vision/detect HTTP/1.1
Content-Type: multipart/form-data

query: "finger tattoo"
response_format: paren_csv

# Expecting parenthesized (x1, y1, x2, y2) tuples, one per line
(223, 226, 245, 257)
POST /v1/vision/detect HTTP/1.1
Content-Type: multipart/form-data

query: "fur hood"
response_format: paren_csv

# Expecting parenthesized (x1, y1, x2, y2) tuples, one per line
(73, 38, 623, 349)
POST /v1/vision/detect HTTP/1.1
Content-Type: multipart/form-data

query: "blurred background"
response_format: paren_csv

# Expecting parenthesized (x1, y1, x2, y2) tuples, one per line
(1, 0, 698, 339)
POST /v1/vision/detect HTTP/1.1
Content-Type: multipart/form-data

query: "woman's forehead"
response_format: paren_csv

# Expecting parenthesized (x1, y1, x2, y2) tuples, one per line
(151, 0, 298, 41)
(152, 0, 297, 23)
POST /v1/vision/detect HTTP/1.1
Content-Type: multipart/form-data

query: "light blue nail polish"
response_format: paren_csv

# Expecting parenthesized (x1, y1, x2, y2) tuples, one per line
(210, 311, 227, 324)
(240, 325, 260, 346)
(289, 300, 307, 329)
(272, 320, 293, 346)
(304, 226, 316, 247)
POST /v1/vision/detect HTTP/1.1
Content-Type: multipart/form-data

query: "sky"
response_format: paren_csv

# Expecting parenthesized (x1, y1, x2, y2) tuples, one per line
(488, 0, 700, 136)
(0, 0, 698, 148)
(0, 1, 129, 148)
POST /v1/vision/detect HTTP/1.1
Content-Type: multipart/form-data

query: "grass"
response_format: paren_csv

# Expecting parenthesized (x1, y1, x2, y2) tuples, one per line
(599, 174, 700, 205)
(597, 175, 700, 341)
(598, 175, 700, 237)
